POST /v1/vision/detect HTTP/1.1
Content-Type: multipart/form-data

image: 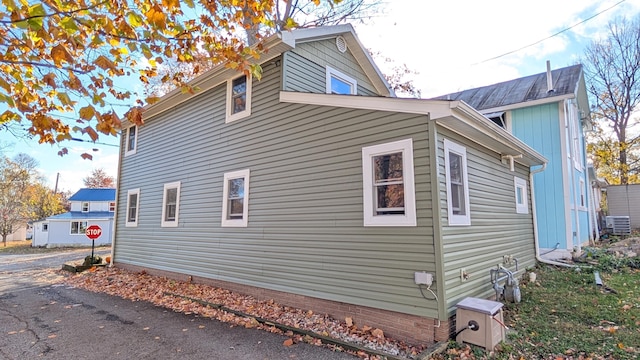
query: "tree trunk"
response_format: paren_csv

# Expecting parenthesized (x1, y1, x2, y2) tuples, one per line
(2, 234, 6, 247)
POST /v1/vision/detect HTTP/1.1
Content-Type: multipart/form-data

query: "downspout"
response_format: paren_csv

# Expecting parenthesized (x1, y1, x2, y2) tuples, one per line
(588, 181, 600, 243)
(566, 100, 581, 254)
(530, 163, 574, 267)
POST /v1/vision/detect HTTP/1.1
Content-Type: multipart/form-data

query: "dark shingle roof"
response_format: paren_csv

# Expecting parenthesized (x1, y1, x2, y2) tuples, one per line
(68, 188, 116, 202)
(433, 64, 583, 111)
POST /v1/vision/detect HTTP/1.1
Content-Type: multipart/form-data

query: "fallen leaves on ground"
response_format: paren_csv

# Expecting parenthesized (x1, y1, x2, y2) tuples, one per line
(60, 267, 426, 359)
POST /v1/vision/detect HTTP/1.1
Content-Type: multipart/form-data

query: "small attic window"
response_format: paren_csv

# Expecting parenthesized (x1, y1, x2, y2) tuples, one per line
(336, 36, 347, 53)
(484, 111, 507, 129)
(326, 66, 357, 95)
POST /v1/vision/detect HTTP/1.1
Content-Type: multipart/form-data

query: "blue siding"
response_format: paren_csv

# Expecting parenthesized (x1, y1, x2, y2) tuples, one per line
(511, 104, 566, 249)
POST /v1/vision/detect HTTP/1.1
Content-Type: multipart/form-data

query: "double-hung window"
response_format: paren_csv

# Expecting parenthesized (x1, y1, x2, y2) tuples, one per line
(109, 202, 116, 212)
(514, 177, 529, 214)
(362, 139, 416, 226)
(71, 221, 87, 235)
(221, 169, 250, 227)
(579, 178, 586, 209)
(161, 182, 181, 227)
(126, 188, 140, 227)
(81, 202, 89, 212)
(226, 74, 252, 123)
(326, 66, 357, 95)
(125, 125, 137, 156)
(444, 139, 471, 225)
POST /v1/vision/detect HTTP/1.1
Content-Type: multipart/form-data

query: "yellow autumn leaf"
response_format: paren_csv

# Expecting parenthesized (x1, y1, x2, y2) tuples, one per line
(51, 44, 73, 66)
(56, 92, 73, 106)
(94, 55, 116, 71)
(145, 5, 167, 29)
(0, 77, 11, 92)
(79, 105, 95, 120)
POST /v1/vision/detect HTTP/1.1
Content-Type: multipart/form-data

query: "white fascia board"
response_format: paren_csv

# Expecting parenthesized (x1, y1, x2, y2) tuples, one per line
(279, 91, 547, 167)
(280, 91, 446, 115)
(447, 101, 547, 166)
(477, 93, 575, 114)
(143, 34, 293, 121)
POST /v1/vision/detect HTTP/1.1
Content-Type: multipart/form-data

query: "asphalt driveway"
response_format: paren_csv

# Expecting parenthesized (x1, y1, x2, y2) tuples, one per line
(0, 249, 356, 360)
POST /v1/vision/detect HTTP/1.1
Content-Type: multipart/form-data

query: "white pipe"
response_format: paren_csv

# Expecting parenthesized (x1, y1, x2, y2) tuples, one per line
(502, 154, 523, 172)
(546, 60, 554, 92)
(530, 163, 575, 267)
(566, 100, 581, 254)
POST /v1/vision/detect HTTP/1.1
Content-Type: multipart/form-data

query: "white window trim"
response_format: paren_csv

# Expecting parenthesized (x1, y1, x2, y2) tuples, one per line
(579, 178, 587, 210)
(326, 66, 357, 95)
(221, 169, 250, 227)
(362, 139, 417, 227)
(514, 177, 529, 214)
(70, 221, 88, 235)
(81, 202, 89, 212)
(226, 74, 252, 123)
(444, 139, 471, 226)
(124, 125, 137, 157)
(109, 202, 116, 212)
(125, 188, 140, 227)
(161, 181, 181, 227)
(42, 223, 49, 232)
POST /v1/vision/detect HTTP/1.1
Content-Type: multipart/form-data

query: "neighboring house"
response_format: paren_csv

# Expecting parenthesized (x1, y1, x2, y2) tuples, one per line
(435, 63, 593, 260)
(112, 25, 546, 345)
(32, 188, 115, 247)
(606, 184, 640, 230)
(2, 223, 27, 242)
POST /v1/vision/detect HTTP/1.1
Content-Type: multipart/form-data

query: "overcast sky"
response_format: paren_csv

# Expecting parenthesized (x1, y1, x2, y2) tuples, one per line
(4, 0, 640, 193)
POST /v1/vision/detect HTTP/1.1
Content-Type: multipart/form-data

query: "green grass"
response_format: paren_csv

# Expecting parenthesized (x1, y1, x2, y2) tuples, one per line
(440, 262, 640, 359)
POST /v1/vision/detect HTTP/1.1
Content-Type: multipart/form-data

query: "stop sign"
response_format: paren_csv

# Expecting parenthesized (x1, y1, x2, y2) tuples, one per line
(85, 224, 102, 240)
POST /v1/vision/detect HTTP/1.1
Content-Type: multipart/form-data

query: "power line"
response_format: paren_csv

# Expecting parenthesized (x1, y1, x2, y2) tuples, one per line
(475, 0, 627, 64)
(70, 138, 119, 148)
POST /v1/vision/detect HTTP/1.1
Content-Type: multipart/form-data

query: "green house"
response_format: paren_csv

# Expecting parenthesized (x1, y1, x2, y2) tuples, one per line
(112, 25, 546, 345)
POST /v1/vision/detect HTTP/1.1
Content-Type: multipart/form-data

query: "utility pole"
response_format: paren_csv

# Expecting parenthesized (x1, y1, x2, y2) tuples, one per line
(54, 172, 59, 194)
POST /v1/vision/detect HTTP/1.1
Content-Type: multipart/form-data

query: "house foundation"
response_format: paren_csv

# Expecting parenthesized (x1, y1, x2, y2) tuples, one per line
(116, 263, 451, 345)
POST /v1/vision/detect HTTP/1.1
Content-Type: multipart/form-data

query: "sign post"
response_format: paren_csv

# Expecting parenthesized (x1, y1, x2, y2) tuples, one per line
(85, 224, 102, 263)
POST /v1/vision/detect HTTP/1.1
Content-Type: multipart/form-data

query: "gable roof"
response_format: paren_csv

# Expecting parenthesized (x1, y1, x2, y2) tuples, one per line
(280, 91, 547, 167)
(144, 24, 393, 120)
(433, 64, 584, 112)
(68, 188, 116, 202)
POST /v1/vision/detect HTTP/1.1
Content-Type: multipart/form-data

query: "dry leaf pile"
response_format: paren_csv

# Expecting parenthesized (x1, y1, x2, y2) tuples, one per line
(61, 267, 426, 359)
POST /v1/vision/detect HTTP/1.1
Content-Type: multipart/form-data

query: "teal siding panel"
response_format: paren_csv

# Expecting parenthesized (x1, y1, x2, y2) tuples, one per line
(436, 128, 536, 315)
(511, 104, 566, 249)
(115, 61, 437, 317)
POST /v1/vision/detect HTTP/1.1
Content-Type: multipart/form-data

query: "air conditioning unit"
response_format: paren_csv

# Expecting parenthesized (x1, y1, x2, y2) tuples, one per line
(605, 216, 631, 235)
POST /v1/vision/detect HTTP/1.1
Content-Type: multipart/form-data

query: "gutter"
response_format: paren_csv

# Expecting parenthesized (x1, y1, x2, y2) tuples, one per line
(530, 163, 575, 267)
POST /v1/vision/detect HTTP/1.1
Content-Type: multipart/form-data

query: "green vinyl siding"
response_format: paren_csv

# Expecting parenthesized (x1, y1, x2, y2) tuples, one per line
(283, 40, 379, 96)
(116, 60, 437, 317)
(434, 128, 536, 315)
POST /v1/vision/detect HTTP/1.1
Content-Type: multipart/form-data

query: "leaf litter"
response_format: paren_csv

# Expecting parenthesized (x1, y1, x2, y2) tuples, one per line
(61, 267, 426, 359)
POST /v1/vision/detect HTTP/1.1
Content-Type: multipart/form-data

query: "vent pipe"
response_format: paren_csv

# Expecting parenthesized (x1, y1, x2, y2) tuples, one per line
(546, 60, 554, 93)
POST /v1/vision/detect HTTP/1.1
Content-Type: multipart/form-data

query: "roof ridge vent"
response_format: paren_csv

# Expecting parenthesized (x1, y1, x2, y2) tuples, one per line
(546, 60, 554, 93)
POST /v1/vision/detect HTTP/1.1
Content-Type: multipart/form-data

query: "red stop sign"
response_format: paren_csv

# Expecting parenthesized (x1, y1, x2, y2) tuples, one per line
(85, 225, 102, 240)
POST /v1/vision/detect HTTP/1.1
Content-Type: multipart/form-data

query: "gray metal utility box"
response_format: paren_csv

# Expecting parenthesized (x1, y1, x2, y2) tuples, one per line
(455, 297, 505, 350)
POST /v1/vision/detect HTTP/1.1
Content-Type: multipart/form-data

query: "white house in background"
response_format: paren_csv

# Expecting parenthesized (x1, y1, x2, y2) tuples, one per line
(32, 188, 115, 247)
